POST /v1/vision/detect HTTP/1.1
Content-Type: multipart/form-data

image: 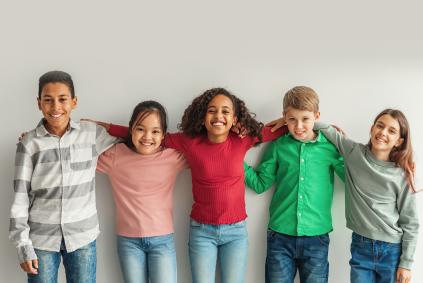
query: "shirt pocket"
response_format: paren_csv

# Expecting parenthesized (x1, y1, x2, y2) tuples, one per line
(70, 144, 93, 171)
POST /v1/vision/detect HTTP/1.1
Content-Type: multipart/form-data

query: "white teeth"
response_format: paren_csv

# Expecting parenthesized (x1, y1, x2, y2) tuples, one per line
(50, 114, 62, 118)
(212, 122, 224, 126)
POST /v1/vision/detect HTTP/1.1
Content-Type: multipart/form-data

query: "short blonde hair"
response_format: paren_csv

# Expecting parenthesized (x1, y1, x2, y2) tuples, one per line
(283, 86, 319, 113)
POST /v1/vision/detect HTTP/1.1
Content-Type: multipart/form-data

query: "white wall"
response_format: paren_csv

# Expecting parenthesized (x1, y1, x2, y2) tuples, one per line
(1, 1, 422, 282)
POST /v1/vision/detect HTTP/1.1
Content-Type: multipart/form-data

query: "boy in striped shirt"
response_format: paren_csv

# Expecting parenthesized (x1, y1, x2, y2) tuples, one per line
(9, 71, 117, 282)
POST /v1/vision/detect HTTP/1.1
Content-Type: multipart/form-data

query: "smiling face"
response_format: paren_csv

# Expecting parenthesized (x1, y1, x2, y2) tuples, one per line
(370, 114, 404, 160)
(204, 94, 238, 143)
(284, 107, 320, 142)
(38, 82, 77, 137)
(131, 111, 164, 155)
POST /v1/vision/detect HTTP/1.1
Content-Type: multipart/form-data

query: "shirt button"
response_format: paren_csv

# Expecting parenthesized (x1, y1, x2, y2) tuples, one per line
(301, 159, 305, 162)
(300, 177, 304, 181)
(299, 195, 303, 199)
(298, 213, 302, 216)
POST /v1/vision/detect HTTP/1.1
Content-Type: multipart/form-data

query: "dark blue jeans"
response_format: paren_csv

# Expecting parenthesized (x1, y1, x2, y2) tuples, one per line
(265, 230, 329, 283)
(28, 240, 96, 283)
(350, 232, 401, 283)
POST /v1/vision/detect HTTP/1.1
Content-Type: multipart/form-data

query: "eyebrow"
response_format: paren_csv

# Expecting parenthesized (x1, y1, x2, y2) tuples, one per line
(377, 121, 399, 132)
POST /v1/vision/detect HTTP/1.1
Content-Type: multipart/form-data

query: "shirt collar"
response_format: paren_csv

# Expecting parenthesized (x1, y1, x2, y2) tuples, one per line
(287, 130, 323, 144)
(35, 118, 80, 137)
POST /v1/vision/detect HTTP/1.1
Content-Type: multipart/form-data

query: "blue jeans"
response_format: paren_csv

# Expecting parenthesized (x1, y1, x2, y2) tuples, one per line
(189, 219, 248, 283)
(27, 240, 96, 283)
(265, 231, 329, 283)
(350, 232, 401, 283)
(117, 234, 177, 283)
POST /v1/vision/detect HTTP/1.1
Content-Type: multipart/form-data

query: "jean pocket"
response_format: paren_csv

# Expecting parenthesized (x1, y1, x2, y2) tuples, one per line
(231, 220, 246, 228)
(190, 219, 202, 228)
(317, 234, 330, 246)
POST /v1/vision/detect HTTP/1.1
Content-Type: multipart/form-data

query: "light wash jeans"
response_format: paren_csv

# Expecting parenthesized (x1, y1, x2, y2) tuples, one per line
(265, 231, 330, 283)
(117, 233, 177, 283)
(28, 239, 96, 283)
(189, 219, 248, 283)
(350, 232, 401, 283)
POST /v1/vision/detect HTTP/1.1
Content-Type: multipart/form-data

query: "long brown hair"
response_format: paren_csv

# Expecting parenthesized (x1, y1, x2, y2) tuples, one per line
(369, 109, 417, 192)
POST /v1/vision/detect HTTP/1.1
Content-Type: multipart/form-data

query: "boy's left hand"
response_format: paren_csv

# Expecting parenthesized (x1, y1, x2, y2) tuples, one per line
(231, 122, 247, 138)
(265, 117, 285, 132)
(396, 267, 411, 283)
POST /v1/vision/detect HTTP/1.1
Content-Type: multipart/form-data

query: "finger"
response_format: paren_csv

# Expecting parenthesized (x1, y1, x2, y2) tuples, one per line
(396, 271, 401, 283)
(34, 259, 39, 269)
(265, 119, 278, 127)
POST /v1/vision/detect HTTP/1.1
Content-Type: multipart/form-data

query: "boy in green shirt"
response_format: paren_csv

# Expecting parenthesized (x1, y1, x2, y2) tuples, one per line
(244, 86, 344, 283)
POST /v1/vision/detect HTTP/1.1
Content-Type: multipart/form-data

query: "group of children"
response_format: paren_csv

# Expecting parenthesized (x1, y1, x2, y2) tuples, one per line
(9, 71, 419, 283)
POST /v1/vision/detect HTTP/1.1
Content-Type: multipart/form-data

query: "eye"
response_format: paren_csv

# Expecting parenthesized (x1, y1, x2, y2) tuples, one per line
(389, 129, 397, 134)
(207, 109, 216, 114)
(153, 130, 162, 134)
(60, 98, 68, 102)
(136, 127, 144, 132)
(222, 110, 230, 115)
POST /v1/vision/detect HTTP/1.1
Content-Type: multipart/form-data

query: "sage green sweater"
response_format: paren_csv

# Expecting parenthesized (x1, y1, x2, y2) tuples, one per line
(315, 122, 419, 269)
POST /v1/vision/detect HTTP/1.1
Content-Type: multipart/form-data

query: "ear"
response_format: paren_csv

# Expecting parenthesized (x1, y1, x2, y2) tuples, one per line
(395, 137, 404, 148)
(37, 97, 41, 110)
(314, 111, 321, 120)
(72, 96, 78, 109)
(233, 116, 238, 126)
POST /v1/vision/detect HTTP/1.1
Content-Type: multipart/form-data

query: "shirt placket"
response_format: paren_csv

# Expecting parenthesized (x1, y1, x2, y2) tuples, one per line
(297, 143, 306, 235)
(59, 134, 67, 249)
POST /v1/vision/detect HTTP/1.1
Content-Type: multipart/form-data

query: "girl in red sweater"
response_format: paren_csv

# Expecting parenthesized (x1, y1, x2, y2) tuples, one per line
(108, 88, 285, 283)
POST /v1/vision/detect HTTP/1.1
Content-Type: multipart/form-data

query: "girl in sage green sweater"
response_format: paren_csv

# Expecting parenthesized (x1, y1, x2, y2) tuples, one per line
(314, 109, 419, 283)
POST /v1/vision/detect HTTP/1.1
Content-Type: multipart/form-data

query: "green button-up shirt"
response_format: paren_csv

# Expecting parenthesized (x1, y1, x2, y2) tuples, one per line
(244, 131, 344, 236)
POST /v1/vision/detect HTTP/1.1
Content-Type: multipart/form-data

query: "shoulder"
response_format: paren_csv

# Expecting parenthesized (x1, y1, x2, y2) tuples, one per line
(77, 120, 98, 132)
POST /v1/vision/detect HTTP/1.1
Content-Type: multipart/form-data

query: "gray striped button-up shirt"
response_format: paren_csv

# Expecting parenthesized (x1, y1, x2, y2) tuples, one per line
(9, 119, 117, 262)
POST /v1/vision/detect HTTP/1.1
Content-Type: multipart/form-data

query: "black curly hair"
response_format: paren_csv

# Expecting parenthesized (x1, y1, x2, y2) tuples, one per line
(178, 88, 263, 141)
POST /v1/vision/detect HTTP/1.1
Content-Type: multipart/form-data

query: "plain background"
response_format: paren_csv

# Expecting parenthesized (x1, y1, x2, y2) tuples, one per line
(1, 1, 422, 282)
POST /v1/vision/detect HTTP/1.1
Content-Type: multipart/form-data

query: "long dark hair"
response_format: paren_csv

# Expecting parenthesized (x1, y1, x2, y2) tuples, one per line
(369, 109, 416, 192)
(178, 88, 263, 140)
(126, 100, 168, 150)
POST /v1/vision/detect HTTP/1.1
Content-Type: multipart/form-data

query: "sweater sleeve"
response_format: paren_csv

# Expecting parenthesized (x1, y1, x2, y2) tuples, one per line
(314, 122, 357, 157)
(163, 132, 186, 152)
(244, 142, 277, 194)
(9, 143, 37, 263)
(260, 125, 288, 143)
(109, 124, 129, 138)
(396, 184, 419, 269)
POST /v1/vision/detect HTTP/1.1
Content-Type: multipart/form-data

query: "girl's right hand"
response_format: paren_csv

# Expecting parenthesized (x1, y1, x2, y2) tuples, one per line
(20, 259, 38, 274)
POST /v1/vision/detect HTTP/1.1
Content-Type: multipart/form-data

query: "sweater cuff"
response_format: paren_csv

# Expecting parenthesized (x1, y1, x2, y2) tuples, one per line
(398, 258, 413, 270)
(17, 244, 37, 263)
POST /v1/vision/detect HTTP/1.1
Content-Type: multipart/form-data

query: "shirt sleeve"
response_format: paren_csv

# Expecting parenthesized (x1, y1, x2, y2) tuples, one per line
(396, 184, 419, 269)
(314, 122, 357, 157)
(332, 153, 345, 183)
(95, 124, 119, 155)
(97, 145, 116, 174)
(244, 142, 278, 194)
(9, 143, 37, 263)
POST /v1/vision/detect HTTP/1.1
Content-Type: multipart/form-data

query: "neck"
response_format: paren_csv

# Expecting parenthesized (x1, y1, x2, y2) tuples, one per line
(370, 147, 390, 161)
(44, 122, 68, 137)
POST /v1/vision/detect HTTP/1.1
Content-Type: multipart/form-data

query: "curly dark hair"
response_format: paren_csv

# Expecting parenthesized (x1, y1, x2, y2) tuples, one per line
(178, 88, 263, 141)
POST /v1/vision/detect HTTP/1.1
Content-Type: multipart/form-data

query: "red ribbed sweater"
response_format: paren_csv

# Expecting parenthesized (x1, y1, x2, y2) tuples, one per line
(109, 124, 284, 224)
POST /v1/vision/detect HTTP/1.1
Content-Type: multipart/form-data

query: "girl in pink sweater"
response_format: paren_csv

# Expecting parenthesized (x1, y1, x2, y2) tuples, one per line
(108, 88, 285, 283)
(96, 101, 186, 283)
